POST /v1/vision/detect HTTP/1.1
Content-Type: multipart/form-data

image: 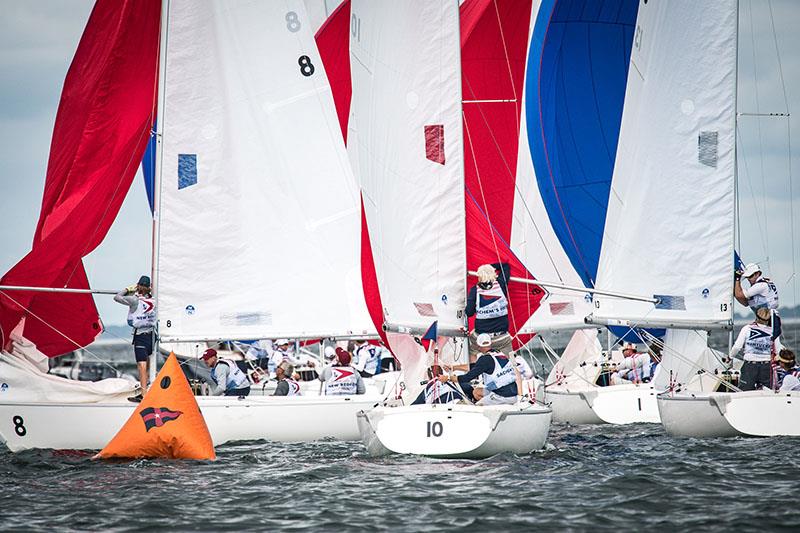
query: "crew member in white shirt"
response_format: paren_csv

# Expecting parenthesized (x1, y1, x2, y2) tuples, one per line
(728, 307, 783, 391)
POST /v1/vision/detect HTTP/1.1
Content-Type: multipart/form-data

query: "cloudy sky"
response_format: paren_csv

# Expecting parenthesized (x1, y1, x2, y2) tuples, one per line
(0, 1, 798, 327)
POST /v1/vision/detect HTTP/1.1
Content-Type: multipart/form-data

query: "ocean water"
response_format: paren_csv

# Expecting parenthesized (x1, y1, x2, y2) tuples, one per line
(2, 423, 800, 531)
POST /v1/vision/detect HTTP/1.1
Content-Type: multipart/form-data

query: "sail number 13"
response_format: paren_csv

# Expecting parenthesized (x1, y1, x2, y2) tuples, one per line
(426, 421, 443, 438)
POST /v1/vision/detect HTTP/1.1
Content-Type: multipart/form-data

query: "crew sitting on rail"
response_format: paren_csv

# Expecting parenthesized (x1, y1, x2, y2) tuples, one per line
(412, 365, 466, 405)
(439, 333, 520, 405)
(318, 347, 365, 396)
(775, 349, 800, 392)
(727, 307, 784, 391)
(201, 348, 251, 397)
(273, 362, 302, 396)
(354, 340, 381, 378)
(466, 263, 512, 356)
(734, 263, 781, 339)
(610, 343, 652, 385)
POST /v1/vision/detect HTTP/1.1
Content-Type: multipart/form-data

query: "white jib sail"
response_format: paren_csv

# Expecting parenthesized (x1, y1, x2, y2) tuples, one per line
(348, 0, 466, 334)
(592, 0, 737, 328)
(156, 0, 375, 342)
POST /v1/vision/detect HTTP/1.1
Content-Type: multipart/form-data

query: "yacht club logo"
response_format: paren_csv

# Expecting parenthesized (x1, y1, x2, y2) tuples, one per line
(139, 407, 183, 431)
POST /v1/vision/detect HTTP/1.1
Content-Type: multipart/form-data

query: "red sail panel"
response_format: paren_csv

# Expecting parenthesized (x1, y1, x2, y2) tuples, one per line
(0, 0, 161, 356)
(360, 197, 390, 347)
(315, 0, 352, 143)
(461, 0, 541, 341)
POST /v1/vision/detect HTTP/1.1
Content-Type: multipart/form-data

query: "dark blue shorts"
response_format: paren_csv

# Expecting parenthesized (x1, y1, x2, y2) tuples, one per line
(133, 331, 153, 363)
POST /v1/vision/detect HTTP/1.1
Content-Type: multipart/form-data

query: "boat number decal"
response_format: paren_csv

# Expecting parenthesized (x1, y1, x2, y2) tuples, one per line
(426, 421, 443, 438)
(166, 320, 172, 328)
(720, 303, 728, 312)
(351, 14, 361, 42)
(298, 56, 315, 77)
(285, 11, 301, 33)
(12, 415, 26, 437)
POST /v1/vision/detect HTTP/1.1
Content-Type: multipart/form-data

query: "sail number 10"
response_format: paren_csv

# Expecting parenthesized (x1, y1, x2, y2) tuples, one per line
(426, 421, 443, 438)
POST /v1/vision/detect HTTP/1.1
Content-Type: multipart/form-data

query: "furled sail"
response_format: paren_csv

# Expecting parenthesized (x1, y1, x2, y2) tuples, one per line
(347, 0, 466, 338)
(591, 0, 737, 329)
(0, 0, 161, 356)
(155, 0, 374, 342)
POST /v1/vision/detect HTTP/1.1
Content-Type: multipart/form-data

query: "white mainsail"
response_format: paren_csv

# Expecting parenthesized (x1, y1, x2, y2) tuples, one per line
(591, 0, 738, 329)
(348, 0, 466, 336)
(155, 0, 374, 342)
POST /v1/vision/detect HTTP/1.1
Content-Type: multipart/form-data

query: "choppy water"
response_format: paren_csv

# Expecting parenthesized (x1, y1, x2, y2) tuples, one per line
(3, 423, 800, 531)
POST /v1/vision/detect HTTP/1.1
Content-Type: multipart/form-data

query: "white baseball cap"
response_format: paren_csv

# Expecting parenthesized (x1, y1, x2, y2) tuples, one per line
(742, 263, 761, 278)
(276, 338, 290, 346)
(324, 346, 336, 359)
(476, 333, 492, 347)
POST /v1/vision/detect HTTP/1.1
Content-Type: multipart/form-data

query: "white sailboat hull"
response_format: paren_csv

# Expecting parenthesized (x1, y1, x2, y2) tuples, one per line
(657, 390, 800, 437)
(547, 383, 660, 425)
(0, 395, 381, 452)
(356, 403, 552, 459)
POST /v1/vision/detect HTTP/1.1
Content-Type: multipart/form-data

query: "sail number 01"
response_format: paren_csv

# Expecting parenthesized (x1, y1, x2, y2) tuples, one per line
(426, 421, 443, 438)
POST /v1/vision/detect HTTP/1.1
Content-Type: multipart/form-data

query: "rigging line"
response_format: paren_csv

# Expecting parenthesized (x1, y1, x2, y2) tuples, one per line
(736, 125, 769, 260)
(748, 0, 770, 263)
(0, 290, 123, 375)
(463, 111, 525, 335)
(491, 0, 520, 136)
(766, 0, 790, 114)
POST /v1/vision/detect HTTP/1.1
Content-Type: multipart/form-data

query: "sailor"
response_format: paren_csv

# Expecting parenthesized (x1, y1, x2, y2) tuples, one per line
(273, 361, 302, 396)
(610, 343, 651, 385)
(201, 348, 251, 397)
(775, 349, 800, 392)
(114, 275, 156, 402)
(268, 339, 300, 375)
(439, 333, 520, 405)
(466, 262, 512, 356)
(412, 365, 465, 405)
(354, 340, 381, 378)
(378, 342, 398, 372)
(318, 347, 365, 396)
(645, 342, 662, 382)
(734, 263, 782, 339)
(728, 307, 784, 391)
(514, 352, 534, 380)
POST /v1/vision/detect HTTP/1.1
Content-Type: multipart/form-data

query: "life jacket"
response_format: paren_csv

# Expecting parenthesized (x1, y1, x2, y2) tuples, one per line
(748, 277, 779, 310)
(743, 322, 776, 360)
(324, 365, 359, 395)
(129, 297, 156, 329)
(284, 378, 301, 396)
(475, 281, 508, 320)
(422, 379, 462, 404)
(356, 344, 380, 374)
(482, 353, 516, 395)
(211, 359, 250, 391)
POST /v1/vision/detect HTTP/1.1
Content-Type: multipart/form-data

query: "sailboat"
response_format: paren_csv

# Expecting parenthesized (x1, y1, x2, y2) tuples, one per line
(0, 0, 391, 452)
(338, 0, 552, 459)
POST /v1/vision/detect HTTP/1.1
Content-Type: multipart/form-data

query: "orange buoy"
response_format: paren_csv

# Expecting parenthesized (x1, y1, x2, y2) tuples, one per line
(95, 353, 215, 460)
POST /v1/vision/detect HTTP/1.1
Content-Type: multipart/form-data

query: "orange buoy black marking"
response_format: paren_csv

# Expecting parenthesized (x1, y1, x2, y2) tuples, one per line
(95, 353, 215, 460)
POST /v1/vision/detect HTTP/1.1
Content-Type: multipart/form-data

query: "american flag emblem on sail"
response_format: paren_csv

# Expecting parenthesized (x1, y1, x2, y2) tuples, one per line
(140, 407, 183, 432)
(424, 125, 445, 165)
(549, 302, 574, 315)
(414, 303, 437, 317)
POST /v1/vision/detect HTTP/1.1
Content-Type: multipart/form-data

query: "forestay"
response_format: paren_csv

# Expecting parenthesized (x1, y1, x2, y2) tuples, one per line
(592, 0, 737, 328)
(348, 0, 466, 335)
(156, 0, 374, 341)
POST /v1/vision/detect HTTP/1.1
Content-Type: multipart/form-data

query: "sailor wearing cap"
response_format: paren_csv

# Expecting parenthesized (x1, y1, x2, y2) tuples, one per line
(728, 307, 784, 391)
(610, 343, 652, 385)
(775, 349, 800, 392)
(465, 263, 513, 356)
(114, 275, 156, 402)
(439, 333, 520, 405)
(735, 263, 780, 312)
(318, 348, 365, 395)
(268, 339, 301, 376)
(273, 361, 302, 396)
(201, 348, 251, 397)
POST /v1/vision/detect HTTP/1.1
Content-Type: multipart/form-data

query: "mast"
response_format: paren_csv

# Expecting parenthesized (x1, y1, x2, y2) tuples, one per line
(150, 0, 170, 383)
(730, 0, 740, 352)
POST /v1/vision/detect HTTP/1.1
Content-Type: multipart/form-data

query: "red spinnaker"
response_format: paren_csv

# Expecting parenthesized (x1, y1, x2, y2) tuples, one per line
(0, 0, 161, 356)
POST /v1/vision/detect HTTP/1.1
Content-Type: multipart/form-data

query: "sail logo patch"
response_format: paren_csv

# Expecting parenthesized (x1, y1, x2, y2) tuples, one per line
(178, 154, 197, 189)
(140, 407, 183, 431)
(479, 294, 502, 307)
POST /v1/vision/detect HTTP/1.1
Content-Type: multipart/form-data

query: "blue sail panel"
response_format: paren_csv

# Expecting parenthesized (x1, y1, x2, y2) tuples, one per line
(141, 119, 156, 213)
(526, 0, 638, 288)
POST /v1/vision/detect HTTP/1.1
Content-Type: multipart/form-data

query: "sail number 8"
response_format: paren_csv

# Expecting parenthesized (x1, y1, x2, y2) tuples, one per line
(426, 421, 443, 438)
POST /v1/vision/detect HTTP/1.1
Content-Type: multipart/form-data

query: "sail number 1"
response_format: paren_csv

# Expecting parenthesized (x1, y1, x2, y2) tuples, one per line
(426, 421, 443, 438)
